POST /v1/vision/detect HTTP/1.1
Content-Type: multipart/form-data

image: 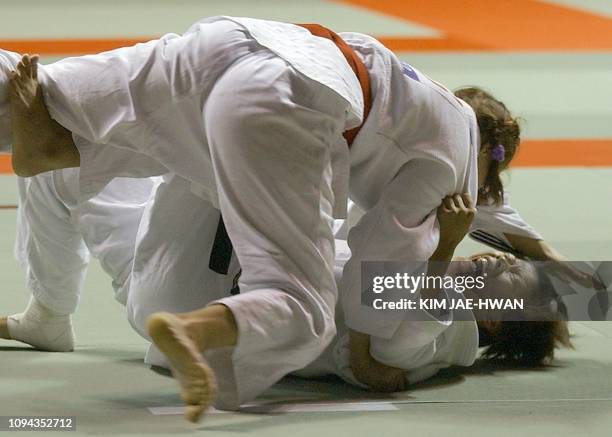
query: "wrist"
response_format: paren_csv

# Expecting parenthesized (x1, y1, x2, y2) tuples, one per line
(431, 239, 458, 262)
(438, 233, 463, 248)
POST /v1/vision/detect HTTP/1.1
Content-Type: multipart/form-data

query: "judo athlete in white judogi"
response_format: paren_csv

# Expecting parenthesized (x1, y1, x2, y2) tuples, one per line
(0, 16, 586, 420)
(0, 176, 546, 341)
(0, 171, 560, 384)
(0, 174, 547, 353)
(297, 200, 573, 386)
(3, 20, 351, 421)
(0, 169, 158, 351)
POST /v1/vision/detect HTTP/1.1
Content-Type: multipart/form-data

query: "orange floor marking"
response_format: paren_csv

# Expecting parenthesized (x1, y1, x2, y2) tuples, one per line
(0, 155, 11, 173)
(1, 140, 611, 175)
(0, 38, 151, 56)
(2, 0, 612, 55)
(513, 139, 612, 167)
(0, 0, 612, 55)
(377, 36, 489, 51)
(339, 0, 612, 51)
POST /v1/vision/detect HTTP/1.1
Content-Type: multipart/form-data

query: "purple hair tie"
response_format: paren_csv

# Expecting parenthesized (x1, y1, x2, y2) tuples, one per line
(492, 144, 505, 162)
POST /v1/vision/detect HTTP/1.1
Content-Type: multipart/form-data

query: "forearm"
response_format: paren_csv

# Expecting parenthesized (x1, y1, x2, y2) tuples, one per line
(504, 233, 564, 261)
(421, 234, 460, 299)
(348, 329, 371, 377)
(349, 233, 459, 385)
(348, 328, 408, 391)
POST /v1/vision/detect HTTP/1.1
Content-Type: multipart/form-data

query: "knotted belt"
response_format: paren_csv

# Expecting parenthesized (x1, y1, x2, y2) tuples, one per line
(209, 23, 372, 276)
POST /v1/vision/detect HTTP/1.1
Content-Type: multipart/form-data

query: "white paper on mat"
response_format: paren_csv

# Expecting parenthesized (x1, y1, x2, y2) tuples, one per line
(148, 401, 399, 415)
(148, 397, 612, 416)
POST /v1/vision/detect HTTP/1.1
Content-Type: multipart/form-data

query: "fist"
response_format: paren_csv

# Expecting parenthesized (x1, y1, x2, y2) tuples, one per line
(437, 193, 477, 246)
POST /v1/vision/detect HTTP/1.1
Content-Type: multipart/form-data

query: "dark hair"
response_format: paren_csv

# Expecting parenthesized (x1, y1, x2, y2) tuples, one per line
(479, 320, 572, 366)
(479, 267, 573, 366)
(454, 87, 521, 205)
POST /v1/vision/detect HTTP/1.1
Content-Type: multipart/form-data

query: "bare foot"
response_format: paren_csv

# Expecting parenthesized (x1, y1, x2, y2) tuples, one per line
(147, 312, 218, 423)
(8, 54, 78, 176)
(0, 316, 10, 339)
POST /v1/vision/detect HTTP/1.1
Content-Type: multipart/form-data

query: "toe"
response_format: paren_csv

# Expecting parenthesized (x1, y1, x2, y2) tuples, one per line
(0, 316, 11, 339)
(30, 56, 39, 79)
(17, 61, 27, 76)
(8, 72, 18, 90)
(23, 56, 35, 78)
(181, 385, 205, 406)
(185, 404, 205, 423)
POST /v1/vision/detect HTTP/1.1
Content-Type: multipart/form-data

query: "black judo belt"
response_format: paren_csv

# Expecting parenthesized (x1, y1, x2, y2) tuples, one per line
(209, 216, 233, 275)
(209, 215, 241, 295)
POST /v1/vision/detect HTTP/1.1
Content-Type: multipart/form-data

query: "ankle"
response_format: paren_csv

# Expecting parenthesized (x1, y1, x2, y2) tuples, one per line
(25, 295, 70, 319)
(181, 317, 209, 353)
(13, 127, 78, 177)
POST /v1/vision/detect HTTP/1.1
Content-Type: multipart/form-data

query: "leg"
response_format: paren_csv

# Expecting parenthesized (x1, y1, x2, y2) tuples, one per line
(147, 304, 236, 422)
(126, 175, 238, 341)
(127, 176, 239, 422)
(150, 298, 295, 423)
(1, 171, 88, 351)
(8, 55, 79, 177)
(148, 54, 347, 418)
(76, 175, 159, 307)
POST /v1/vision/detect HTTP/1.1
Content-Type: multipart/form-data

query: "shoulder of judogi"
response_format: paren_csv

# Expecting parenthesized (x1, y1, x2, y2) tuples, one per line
(439, 315, 480, 367)
(369, 62, 473, 178)
(365, 318, 454, 379)
(403, 316, 479, 385)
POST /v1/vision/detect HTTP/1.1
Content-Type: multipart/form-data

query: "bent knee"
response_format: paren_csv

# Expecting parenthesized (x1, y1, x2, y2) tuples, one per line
(126, 299, 151, 340)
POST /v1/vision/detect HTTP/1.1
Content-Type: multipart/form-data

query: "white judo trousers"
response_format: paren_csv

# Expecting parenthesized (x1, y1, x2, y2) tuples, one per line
(14, 169, 157, 314)
(164, 46, 343, 411)
(126, 175, 240, 340)
(126, 173, 338, 408)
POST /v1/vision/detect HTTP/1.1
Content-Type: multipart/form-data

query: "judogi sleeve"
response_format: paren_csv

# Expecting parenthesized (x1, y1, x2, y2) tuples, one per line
(470, 191, 543, 254)
(72, 135, 166, 202)
(332, 316, 451, 388)
(341, 158, 455, 339)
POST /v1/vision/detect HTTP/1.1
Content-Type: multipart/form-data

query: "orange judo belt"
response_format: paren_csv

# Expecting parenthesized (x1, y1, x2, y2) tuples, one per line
(296, 23, 372, 147)
(209, 24, 372, 277)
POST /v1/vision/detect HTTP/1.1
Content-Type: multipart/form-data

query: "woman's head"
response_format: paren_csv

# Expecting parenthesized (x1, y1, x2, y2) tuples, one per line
(454, 87, 521, 205)
(462, 254, 574, 366)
